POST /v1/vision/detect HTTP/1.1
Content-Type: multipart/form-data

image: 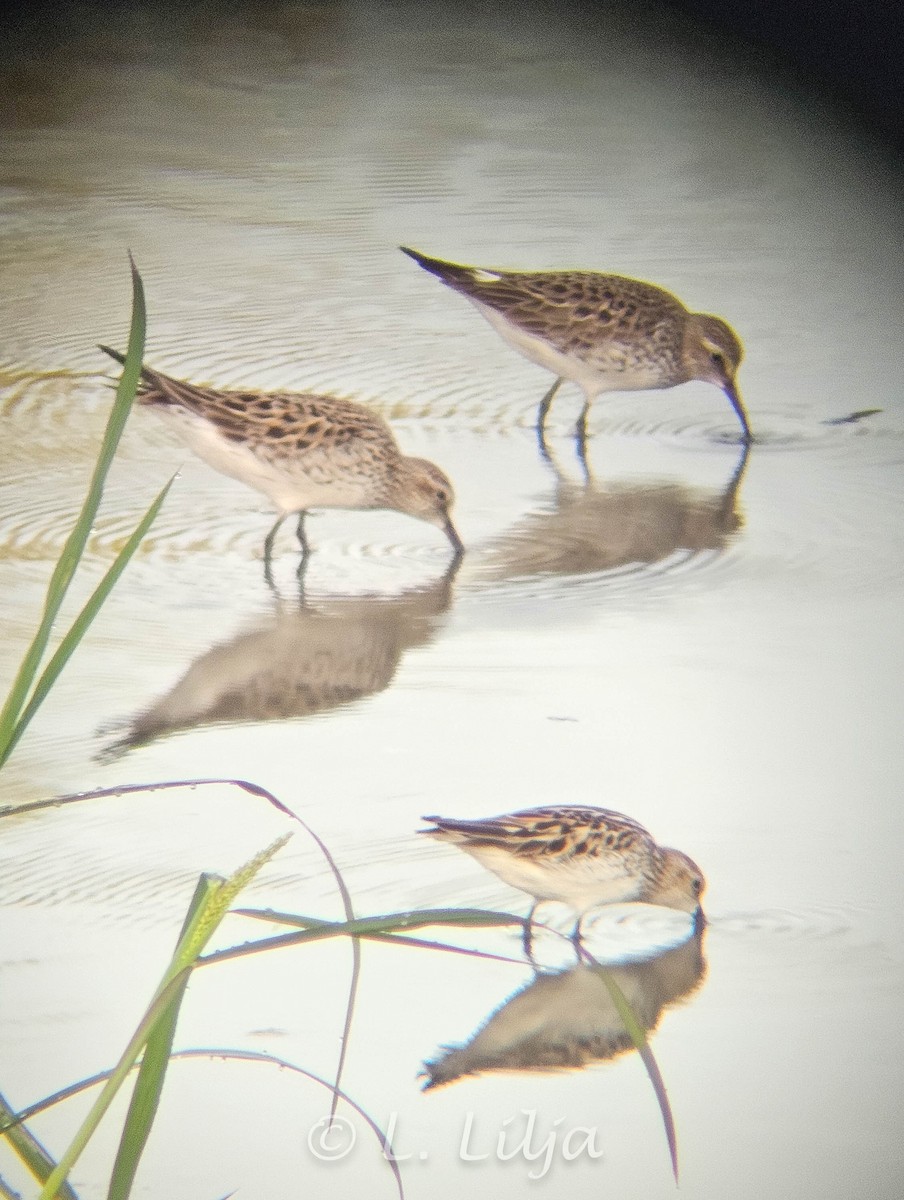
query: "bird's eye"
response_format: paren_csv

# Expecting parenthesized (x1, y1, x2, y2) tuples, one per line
(709, 350, 725, 368)
(691, 877, 703, 894)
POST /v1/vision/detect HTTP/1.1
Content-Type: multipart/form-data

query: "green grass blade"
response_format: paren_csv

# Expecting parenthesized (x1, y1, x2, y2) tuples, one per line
(106, 874, 210, 1200)
(597, 969, 679, 1183)
(38, 837, 289, 1200)
(201, 907, 525, 967)
(231, 907, 522, 933)
(3, 1048, 408, 1200)
(0, 259, 146, 767)
(0, 1093, 79, 1200)
(37, 967, 193, 1200)
(1, 477, 172, 766)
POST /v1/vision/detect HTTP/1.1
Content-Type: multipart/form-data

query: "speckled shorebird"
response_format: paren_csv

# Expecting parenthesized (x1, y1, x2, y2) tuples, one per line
(99, 346, 463, 566)
(401, 247, 750, 444)
(420, 805, 705, 950)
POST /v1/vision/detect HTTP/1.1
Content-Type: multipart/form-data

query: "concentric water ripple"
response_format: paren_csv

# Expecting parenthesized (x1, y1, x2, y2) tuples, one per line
(715, 906, 859, 942)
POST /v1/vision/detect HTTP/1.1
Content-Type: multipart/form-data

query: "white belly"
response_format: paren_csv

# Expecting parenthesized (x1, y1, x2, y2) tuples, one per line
(475, 301, 671, 396)
(152, 407, 376, 514)
(468, 844, 644, 914)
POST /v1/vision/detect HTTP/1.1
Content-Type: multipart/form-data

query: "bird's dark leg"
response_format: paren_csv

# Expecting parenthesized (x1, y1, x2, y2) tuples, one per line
(263, 514, 288, 571)
(574, 401, 591, 473)
(537, 377, 563, 435)
(293, 513, 314, 602)
(536, 414, 556, 464)
(293, 513, 313, 595)
(522, 901, 539, 965)
(295, 511, 310, 558)
(570, 914, 584, 947)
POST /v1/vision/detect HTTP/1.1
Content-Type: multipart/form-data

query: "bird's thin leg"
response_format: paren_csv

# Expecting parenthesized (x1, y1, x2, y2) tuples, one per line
(295, 511, 309, 556)
(537, 377, 563, 433)
(537, 417, 555, 464)
(264, 514, 288, 569)
(294, 514, 313, 598)
(574, 401, 591, 470)
(296, 552, 311, 604)
(570, 914, 584, 947)
(263, 556, 278, 596)
(522, 901, 539, 965)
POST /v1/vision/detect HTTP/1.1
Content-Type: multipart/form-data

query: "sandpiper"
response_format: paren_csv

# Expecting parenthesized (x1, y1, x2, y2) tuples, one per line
(401, 246, 750, 445)
(420, 805, 705, 949)
(99, 346, 463, 566)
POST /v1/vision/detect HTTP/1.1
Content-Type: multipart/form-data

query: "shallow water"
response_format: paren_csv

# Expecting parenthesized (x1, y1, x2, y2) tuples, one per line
(2, 3, 904, 1198)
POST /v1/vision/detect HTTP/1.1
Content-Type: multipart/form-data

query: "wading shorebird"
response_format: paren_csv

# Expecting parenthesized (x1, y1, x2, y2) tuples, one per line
(99, 346, 463, 570)
(400, 246, 750, 446)
(420, 805, 705, 954)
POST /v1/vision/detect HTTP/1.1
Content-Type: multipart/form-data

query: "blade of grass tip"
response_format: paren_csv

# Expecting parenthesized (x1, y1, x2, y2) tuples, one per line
(0, 778, 298, 823)
(0, 259, 146, 767)
(40, 837, 290, 1200)
(597, 969, 679, 1183)
(2, 476, 173, 766)
(0, 1093, 79, 1200)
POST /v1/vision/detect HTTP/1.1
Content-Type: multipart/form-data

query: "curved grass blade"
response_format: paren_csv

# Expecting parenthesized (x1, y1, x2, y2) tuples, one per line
(0, 258, 147, 769)
(201, 907, 526, 967)
(227, 910, 528, 966)
(0, 1093, 79, 1200)
(3, 1049, 405, 1200)
(105, 874, 209, 1200)
(37, 837, 290, 1200)
(37, 968, 192, 1200)
(1, 1172, 33, 1199)
(0, 776, 362, 1138)
(3, 477, 173, 765)
(595, 965, 679, 1183)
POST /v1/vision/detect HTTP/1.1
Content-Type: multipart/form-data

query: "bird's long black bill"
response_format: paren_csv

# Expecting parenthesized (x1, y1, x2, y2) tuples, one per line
(724, 380, 753, 444)
(443, 518, 465, 557)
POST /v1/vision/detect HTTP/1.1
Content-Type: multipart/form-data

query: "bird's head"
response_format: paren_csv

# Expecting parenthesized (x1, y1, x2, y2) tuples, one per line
(685, 313, 751, 442)
(395, 457, 463, 554)
(650, 848, 706, 921)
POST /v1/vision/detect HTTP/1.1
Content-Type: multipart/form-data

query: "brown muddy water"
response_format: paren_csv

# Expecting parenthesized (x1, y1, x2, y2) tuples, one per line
(1, 3, 904, 1198)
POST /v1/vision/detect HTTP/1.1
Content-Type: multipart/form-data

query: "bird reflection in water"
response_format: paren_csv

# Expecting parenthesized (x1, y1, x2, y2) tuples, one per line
(479, 440, 749, 585)
(423, 927, 706, 1089)
(106, 563, 459, 754)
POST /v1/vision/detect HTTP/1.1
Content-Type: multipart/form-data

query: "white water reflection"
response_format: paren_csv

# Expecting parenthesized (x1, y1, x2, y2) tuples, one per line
(108, 568, 458, 754)
(423, 933, 706, 1088)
